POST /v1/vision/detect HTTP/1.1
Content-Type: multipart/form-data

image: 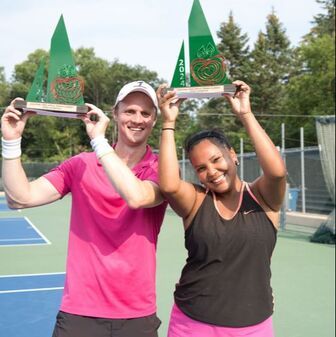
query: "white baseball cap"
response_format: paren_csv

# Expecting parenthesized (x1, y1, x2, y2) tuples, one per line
(114, 80, 159, 112)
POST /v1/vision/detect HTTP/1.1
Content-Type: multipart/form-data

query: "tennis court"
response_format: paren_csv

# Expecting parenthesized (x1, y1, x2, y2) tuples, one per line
(0, 195, 334, 337)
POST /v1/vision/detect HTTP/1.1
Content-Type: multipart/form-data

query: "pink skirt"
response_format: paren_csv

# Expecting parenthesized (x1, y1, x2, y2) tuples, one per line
(168, 303, 274, 337)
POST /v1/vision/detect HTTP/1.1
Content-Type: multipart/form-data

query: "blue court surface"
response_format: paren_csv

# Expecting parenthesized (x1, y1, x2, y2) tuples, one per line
(0, 203, 13, 211)
(0, 273, 65, 337)
(0, 217, 50, 246)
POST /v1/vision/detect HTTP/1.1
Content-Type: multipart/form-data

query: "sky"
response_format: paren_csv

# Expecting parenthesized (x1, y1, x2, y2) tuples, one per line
(0, 0, 322, 83)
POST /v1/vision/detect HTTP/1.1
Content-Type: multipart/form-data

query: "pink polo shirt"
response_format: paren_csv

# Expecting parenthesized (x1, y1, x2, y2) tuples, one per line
(44, 146, 167, 318)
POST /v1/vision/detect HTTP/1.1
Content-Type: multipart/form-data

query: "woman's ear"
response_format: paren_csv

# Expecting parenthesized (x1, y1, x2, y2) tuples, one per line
(229, 148, 238, 164)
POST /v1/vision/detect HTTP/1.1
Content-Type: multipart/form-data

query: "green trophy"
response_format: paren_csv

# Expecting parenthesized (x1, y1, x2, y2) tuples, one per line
(14, 15, 88, 118)
(169, 0, 238, 98)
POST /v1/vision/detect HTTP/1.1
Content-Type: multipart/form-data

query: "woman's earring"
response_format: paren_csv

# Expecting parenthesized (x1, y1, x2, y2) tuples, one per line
(235, 161, 240, 166)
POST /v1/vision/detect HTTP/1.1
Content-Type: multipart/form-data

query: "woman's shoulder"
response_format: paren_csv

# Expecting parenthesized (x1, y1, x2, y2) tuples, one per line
(183, 184, 208, 229)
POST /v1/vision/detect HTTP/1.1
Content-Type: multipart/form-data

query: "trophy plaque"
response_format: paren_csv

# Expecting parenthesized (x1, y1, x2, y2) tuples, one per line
(168, 0, 239, 99)
(14, 15, 88, 118)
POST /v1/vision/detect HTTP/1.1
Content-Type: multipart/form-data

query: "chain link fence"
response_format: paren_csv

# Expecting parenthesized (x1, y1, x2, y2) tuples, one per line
(0, 146, 334, 222)
(179, 146, 334, 215)
(1, 146, 333, 214)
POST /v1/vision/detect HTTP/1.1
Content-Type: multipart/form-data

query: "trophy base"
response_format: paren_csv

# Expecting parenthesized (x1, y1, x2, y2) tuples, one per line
(14, 100, 89, 119)
(168, 84, 238, 99)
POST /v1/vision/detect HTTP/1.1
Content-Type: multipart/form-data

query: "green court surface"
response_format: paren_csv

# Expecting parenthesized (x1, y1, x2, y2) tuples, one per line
(0, 197, 335, 337)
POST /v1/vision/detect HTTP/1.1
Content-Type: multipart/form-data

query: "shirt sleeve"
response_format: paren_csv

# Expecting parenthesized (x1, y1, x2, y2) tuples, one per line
(43, 156, 77, 196)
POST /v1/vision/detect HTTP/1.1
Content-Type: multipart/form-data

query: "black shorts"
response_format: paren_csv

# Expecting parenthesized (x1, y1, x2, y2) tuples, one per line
(52, 311, 161, 337)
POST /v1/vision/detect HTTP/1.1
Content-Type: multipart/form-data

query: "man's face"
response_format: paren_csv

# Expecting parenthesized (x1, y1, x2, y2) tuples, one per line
(114, 92, 157, 147)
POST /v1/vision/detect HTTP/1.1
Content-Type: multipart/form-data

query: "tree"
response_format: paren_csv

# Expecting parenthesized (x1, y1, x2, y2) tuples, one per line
(75, 48, 111, 109)
(249, 11, 292, 114)
(0, 67, 10, 108)
(197, 97, 246, 150)
(10, 49, 48, 100)
(21, 116, 82, 162)
(306, 0, 335, 38)
(247, 10, 293, 146)
(217, 11, 250, 81)
(282, 0, 335, 147)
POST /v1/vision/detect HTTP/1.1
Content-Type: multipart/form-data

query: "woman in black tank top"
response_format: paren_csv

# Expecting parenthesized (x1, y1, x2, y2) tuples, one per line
(157, 81, 287, 337)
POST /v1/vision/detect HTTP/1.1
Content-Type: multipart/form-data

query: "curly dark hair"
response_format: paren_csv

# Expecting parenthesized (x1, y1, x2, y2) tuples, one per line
(184, 128, 232, 155)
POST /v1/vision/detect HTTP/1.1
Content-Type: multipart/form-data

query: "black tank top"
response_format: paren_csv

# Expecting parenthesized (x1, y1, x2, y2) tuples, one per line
(174, 183, 277, 327)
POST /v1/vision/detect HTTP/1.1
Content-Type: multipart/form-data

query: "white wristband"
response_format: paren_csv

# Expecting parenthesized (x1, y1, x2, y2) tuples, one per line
(90, 136, 113, 159)
(1, 137, 22, 159)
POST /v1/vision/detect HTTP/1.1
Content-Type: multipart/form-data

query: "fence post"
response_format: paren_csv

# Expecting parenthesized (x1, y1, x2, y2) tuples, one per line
(240, 138, 244, 180)
(182, 148, 186, 181)
(281, 123, 286, 165)
(280, 123, 286, 229)
(300, 127, 306, 213)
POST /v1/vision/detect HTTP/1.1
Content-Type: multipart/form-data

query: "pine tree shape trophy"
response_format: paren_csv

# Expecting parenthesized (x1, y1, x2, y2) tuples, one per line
(169, 0, 238, 98)
(14, 15, 88, 118)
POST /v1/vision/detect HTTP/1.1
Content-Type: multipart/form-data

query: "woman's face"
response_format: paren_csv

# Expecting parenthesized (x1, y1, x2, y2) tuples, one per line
(189, 139, 238, 194)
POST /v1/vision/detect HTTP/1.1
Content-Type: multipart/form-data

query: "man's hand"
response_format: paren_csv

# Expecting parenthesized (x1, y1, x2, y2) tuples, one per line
(1, 98, 35, 140)
(80, 103, 110, 140)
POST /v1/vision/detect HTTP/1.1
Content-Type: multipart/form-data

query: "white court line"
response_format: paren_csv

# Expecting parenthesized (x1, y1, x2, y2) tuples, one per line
(0, 272, 65, 294)
(0, 287, 64, 294)
(0, 243, 51, 247)
(0, 238, 45, 242)
(24, 216, 51, 245)
(0, 216, 51, 246)
(0, 272, 65, 278)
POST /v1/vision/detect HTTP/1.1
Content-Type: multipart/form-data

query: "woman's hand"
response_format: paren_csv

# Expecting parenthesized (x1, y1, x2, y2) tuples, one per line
(156, 84, 183, 126)
(80, 103, 110, 140)
(224, 80, 252, 117)
(1, 98, 35, 140)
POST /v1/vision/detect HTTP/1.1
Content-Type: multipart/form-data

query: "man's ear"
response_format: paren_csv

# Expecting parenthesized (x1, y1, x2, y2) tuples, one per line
(112, 108, 118, 122)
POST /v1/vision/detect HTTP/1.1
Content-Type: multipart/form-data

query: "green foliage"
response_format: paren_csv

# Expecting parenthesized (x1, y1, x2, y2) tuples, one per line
(195, 97, 249, 151)
(0, 67, 10, 107)
(216, 11, 250, 81)
(281, 0, 335, 147)
(19, 115, 88, 162)
(282, 34, 335, 146)
(12, 49, 48, 85)
(286, 35, 335, 115)
(200, 10, 293, 150)
(2, 1, 335, 161)
(248, 12, 292, 113)
(246, 12, 293, 147)
(9, 49, 48, 101)
(148, 99, 199, 151)
(75, 48, 111, 109)
(306, 0, 335, 38)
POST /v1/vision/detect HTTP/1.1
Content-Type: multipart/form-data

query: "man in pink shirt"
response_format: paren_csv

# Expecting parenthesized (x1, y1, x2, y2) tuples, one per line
(1, 81, 167, 337)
